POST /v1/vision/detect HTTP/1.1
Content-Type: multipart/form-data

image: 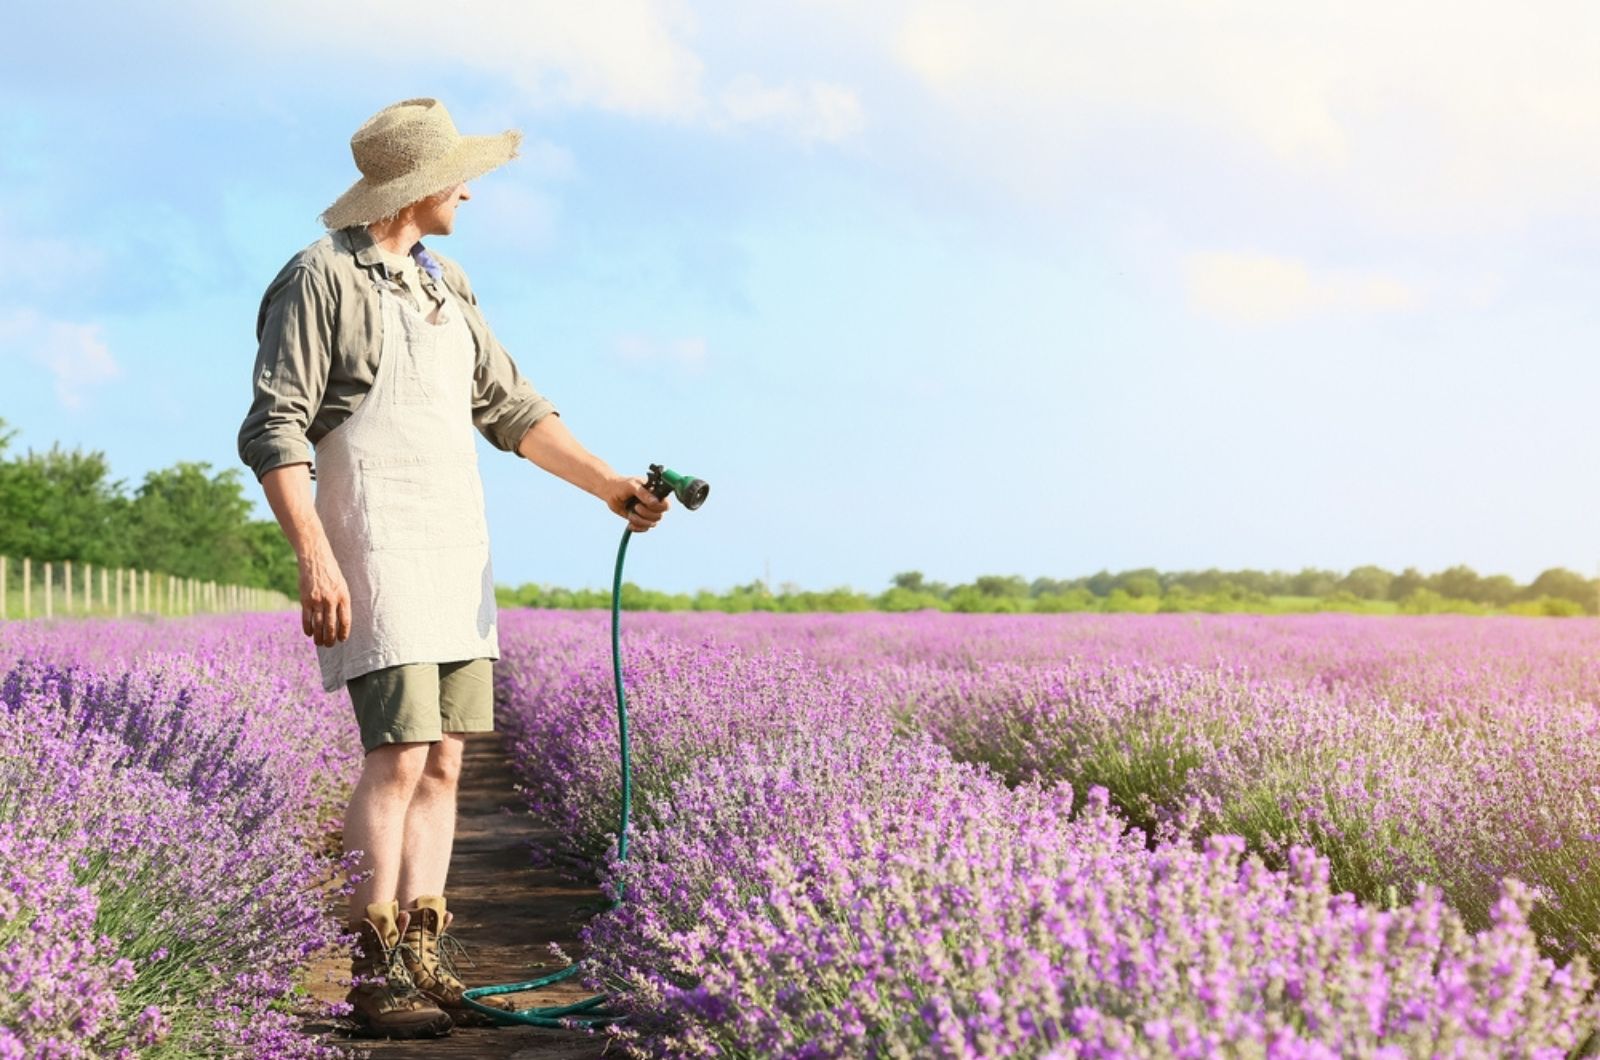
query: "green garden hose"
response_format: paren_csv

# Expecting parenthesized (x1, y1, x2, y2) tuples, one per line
(461, 465, 708, 1029)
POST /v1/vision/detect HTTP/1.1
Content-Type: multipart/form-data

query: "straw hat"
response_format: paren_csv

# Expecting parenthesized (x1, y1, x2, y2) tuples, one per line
(320, 98, 521, 230)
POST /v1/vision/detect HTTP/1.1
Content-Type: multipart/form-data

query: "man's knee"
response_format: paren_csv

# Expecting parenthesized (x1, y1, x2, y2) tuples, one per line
(418, 736, 464, 792)
(360, 742, 431, 797)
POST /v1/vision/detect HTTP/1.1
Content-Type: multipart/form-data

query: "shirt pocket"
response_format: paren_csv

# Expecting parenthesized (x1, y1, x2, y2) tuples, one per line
(359, 455, 487, 551)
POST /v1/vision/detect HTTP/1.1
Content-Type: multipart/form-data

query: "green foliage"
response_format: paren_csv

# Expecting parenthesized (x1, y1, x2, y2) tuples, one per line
(0, 442, 128, 565)
(972, 574, 1029, 599)
(1524, 567, 1594, 610)
(1338, 565, 1393, 600)
(6, 421, 1592, 621)
(876, 586, 950, 612)
(1505, 596, 1587, 617)
(125, 463, 255, 583)
(1102, 589, 1160, 613)
(1397, 588, 1487, 615)
(949, 586, 1023, 613)
(496, 563, 1598, 618)
(0, 422, 294, 592)
(1032, 588, 1096, 613)
(1388, 567, 1427, 601)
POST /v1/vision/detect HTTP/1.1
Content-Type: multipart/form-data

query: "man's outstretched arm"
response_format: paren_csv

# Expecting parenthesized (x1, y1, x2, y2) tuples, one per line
(261, 463, 351, 646)
(515, 415, 670, 532)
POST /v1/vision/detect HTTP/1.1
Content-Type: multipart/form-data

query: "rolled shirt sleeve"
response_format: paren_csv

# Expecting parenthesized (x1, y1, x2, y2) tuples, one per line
(238, 264, 334, 480)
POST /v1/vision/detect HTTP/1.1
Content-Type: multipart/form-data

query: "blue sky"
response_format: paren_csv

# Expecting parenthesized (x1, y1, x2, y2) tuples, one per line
(3, 2, 1599, 593)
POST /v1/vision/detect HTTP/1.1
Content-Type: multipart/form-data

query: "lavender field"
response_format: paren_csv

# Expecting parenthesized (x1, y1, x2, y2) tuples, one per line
(7, 611, 1600, 1057)
(497, 611, 1600, 1057)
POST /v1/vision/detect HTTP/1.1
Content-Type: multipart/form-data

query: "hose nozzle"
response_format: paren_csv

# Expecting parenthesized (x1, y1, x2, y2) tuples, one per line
(645, 464, 710, 510)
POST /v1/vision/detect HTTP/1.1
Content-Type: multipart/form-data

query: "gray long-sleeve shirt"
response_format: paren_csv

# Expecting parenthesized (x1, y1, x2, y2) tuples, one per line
(237, 225, 556, 480)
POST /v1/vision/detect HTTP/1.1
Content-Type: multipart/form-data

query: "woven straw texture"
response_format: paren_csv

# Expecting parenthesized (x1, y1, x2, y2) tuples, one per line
(321, 98, 520, 230)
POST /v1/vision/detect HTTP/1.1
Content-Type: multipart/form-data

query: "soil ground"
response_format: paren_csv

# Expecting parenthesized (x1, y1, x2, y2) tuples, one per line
(297, 732, 620, 1059)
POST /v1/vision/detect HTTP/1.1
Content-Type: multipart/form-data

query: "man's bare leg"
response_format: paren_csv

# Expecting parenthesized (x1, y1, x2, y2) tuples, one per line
(344, 742, 432, 925)
(395, 733, 465, 906)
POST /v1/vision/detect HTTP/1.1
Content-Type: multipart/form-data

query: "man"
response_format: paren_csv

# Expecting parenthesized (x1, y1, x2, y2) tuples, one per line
(238, 97, 669, 1039)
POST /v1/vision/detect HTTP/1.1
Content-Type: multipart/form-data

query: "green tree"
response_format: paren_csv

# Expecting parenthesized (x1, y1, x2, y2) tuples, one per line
(1338, 565, 1393, 601)
(891, 570, 926, 593)
(242, 519, 298, 596)
(1523, 568, 1596, 613)
(1388, 567, 1426, 601)
(973, 574, 1029, 599)
(1033, 587, 1095, 612)
(1084, 569, 1117, 597)
(125, 462, 256, 583)
(877, 586, 948, 612)
(1478, 573, 1519, 607)
(0, 439, 129, 564)
(1119, 573, 1162, 598)
(1288, 567, 1339, 597)
(1432, 564, 1484, 603)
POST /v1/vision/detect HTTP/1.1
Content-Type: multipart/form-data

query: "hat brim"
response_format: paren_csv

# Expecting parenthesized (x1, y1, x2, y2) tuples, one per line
(319, 130, 521, 230)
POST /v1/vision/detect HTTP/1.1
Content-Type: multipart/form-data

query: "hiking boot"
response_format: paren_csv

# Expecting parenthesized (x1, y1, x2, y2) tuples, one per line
(345, 899, 453, 1039)
(401, 895, 518, 1026)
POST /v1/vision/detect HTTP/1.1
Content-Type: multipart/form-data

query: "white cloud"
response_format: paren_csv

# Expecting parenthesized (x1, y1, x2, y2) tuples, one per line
(205, 2, 866, 144)
(1185, 252, 1418, 325)
(236, 0, 707, 118)
(886, 0, 1600, 228)
(718, 75, 866, 143)
(0, 309, 120, 407)
(615, 333, 709, 371)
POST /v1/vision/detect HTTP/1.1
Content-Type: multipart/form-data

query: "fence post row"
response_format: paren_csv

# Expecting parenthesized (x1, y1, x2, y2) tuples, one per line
(0, 557, 292, 621)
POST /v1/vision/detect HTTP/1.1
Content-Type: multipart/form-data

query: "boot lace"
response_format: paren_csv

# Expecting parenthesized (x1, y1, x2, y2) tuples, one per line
(435, 929, 476, 983)
(375, 935, 424, 993)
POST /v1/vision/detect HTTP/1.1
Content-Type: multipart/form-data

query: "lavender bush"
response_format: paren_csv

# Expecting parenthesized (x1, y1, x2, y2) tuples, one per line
(0, 617, 360, 1059)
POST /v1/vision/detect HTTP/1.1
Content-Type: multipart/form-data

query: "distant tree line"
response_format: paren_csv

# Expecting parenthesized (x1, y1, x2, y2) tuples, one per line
(0, 420, 296, 595)
(501, 564, 1599, 617)
(5, 421, 1589, 618)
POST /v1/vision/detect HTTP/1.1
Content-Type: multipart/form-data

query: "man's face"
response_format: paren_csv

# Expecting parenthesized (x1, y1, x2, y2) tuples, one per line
(415, 182, 471, 236)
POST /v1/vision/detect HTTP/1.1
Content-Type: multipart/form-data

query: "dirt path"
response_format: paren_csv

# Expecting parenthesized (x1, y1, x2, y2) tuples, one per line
(298, 733, 619, 1059)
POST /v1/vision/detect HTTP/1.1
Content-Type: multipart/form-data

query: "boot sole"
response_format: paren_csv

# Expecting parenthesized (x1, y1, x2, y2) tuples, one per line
(346, 1015, 455, 1040)
(442, 1004, 511, 1027)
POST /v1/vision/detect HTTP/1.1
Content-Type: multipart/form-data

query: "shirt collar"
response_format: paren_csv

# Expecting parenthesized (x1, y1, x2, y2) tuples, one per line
(343, 226, 444, 285)
(343, 225, 386, 271)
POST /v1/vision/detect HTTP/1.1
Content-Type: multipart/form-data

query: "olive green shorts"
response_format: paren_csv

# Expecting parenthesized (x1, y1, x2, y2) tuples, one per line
(345, 658, 496, 754)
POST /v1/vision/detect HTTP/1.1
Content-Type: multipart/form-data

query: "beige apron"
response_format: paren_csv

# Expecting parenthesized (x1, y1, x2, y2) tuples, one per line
(312, 271, 498, 692)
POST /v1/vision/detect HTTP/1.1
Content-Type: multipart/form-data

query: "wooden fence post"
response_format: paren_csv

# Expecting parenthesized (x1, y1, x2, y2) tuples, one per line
(64, 560, 73, 615)
(44, 562, 53, 619)
(83, 563, 92, 615)
(100, 566, 108, 615)
(115, 568, 123, 617)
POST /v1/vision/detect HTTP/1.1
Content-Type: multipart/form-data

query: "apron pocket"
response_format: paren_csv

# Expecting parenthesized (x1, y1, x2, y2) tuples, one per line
(360, 456, 487, 551)
(392, 324, 437, 406)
